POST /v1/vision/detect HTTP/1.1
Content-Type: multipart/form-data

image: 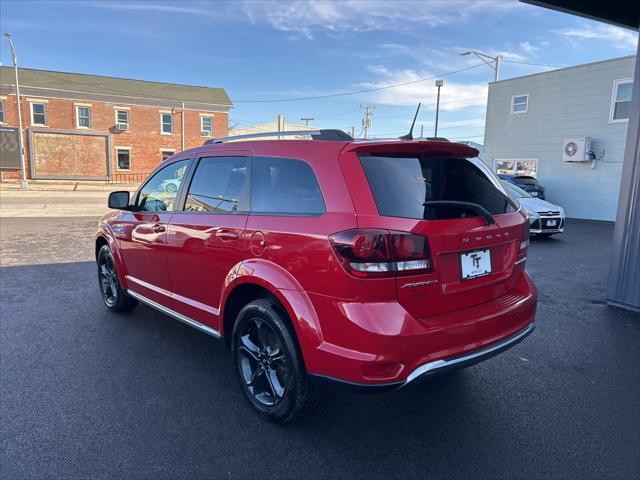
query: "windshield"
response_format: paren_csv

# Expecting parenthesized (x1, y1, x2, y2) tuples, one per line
(359, 154, 516, 220)
(503, 181, 532, 198)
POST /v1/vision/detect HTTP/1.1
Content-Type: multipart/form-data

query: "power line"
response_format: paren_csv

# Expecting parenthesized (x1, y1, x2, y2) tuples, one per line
(233, 63, 487, 103)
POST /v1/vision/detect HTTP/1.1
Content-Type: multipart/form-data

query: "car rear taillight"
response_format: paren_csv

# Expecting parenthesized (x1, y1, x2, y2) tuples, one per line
(329, 229, 433, 278)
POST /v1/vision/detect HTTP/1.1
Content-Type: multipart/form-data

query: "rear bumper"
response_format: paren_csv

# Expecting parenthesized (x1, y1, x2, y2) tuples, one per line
(312, 322, 535, 393)
(303, 271, 537, 388)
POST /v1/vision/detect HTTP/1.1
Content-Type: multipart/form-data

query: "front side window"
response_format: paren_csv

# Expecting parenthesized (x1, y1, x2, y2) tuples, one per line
(251, 157, 325, 215)
(0, 100, 5, 123)
(116, 148, 131, 171)
(31, 103, 47, 125)
(360, 154, 514, 220)
(116, 109, 129, 129)
(137, 160, 189, 212)
(511, 94, 528, 114)
(611, 79, 632, 122)
(161, 113, 173, 134)
(184, 156, 248, 213)
(76, 106, 91, 128)
(201, 116, 213, 136)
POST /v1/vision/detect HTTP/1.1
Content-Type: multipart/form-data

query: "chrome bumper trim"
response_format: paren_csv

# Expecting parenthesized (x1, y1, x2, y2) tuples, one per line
(127, 289, 221, 338)
(404, 323, 535, 385)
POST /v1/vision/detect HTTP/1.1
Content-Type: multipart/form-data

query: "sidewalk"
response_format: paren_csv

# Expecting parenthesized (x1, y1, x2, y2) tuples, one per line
(0, 180, 139, 217)
(0, 188, 135, 217)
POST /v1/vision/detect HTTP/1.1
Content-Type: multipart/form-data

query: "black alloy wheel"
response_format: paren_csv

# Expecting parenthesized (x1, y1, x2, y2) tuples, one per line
(237, 317, 288, 407)
(232, 299, 320, 422)
(97, 245, 138, 312)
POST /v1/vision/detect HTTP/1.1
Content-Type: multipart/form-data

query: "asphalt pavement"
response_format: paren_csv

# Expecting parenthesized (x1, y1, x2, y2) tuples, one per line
(1, 217, 638, 479)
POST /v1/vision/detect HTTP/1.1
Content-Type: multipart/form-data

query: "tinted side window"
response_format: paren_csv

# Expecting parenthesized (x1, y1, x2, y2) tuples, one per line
(137, 160, 189, 212)
(251, 157, 325, 215)
(184, 156, 248, 213)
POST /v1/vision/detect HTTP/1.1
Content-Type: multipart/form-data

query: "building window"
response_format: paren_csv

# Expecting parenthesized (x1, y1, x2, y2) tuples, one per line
(76, 106, 91, 128)
(0, 100, 4, 123)
(116, 148, 131, 171)
(160, 150, 175, 162)
(493, 159, 538, 177)
(30, 103, 47, 125)
(115, 109, 129, 130)
(610, 79, 633, 123)
(511, 94, 529, 114)
(160, 113, 173, 134)
(201, 116, 213, 136)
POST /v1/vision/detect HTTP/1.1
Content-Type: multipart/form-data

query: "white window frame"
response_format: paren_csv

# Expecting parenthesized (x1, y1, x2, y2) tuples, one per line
(160, 112, 173, 135)
(609, 78, 633, 124)
(30, 101, 48, 126)
(200, 115, 213, 136)
(0, 98, 5, 124)
(115, 147, 132, 171)
(115, 108, 130, 130)
(510, 93, 529, 115)
(493, 158, 539, 177)
(159, 148, 176, 161)
(75, 104, 92, 129)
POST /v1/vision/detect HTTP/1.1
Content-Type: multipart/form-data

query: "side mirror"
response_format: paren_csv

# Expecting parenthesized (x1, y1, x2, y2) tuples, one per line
(108, 191, 131, 210)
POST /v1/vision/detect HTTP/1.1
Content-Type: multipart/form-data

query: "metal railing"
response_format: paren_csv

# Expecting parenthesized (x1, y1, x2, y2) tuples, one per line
(108, 172, 150, 184)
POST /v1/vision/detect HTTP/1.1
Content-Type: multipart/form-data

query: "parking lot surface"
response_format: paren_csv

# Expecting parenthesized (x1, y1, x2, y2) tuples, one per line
(1, 217, 639, 479)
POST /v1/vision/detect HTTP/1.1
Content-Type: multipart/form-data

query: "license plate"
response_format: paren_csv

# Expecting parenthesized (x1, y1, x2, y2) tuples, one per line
(460, 249, 492, 280)
(547, 219, 557, 227)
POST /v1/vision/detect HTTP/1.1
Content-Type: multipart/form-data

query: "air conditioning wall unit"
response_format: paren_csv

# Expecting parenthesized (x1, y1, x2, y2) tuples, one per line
(563, 137, 591, 162)
(116, 123, 128, 131)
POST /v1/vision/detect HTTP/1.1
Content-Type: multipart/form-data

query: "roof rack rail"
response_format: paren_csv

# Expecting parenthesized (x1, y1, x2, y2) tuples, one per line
(204, 129, 353, 145)
(424, 137, 450, 141)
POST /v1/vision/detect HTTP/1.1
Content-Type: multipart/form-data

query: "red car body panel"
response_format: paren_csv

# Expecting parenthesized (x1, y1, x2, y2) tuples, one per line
(97, 138, 536, 387)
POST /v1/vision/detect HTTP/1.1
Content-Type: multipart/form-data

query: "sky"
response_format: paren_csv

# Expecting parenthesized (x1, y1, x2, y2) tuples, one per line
(0, 0, 637, 142)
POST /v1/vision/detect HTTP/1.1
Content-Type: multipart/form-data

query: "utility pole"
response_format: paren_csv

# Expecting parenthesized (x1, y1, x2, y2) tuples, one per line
(360, 104, 375, 139)
(350, 126, 355, 138)
(300, 117, 314, 127)
(3, 32, 28, 189)
(461, 50, 502, 82)
(434, 80, 443, 137)
(420, 125, 424, 139)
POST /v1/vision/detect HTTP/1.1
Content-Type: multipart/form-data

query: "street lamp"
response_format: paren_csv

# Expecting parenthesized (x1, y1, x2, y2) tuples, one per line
(3, 32, 28, 189)
(434, 80, 443, 138)
(461, 50, 501, 82)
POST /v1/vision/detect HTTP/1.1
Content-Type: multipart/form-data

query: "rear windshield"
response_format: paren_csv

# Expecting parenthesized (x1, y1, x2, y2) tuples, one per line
(359, 154, 515, 220)
(514, 176, 539, 185)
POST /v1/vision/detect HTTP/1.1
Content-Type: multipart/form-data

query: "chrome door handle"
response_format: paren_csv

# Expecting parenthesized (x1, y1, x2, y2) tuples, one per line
(216, 229, 240, 240)
(152, 224, 166, 233)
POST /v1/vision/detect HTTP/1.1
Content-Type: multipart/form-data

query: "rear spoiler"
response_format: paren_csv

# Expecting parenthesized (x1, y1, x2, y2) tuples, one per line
(342, 140, 479, 158)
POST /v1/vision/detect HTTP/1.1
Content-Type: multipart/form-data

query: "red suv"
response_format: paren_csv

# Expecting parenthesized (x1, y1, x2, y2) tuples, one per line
(96, 130, 536, 422)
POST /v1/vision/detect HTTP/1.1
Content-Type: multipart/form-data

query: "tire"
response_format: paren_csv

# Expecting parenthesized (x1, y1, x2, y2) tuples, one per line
(232, 298, 320, 423)
(97, 245, 138, 313)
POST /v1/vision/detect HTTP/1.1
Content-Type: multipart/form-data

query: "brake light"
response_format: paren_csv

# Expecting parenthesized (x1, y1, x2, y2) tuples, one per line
(329, 229, 433, 278)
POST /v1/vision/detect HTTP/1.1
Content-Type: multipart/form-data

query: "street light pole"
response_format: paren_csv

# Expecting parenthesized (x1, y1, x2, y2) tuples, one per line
(461, 50, 501, 82)
(3, 32, 28, 189)
(434, 80, 443, 138)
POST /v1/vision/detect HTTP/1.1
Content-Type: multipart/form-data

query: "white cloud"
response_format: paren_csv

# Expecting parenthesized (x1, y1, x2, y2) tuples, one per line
(238, 0, 521, 39)
(552, 24, 638, 50)
(359, 65, 488, 111)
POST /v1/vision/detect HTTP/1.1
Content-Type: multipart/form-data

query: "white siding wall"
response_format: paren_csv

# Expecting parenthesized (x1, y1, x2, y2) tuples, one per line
(483, 56, 635, 221)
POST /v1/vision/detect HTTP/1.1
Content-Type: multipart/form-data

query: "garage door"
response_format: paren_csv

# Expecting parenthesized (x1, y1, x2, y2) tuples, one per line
(30, 129, 110, 179)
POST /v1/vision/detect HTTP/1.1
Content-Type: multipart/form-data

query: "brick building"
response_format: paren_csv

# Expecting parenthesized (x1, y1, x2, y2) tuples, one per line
(0, 67, 232, 182)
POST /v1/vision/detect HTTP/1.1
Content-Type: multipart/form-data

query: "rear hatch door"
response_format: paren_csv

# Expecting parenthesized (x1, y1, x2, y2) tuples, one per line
(354, 147, 527, 319)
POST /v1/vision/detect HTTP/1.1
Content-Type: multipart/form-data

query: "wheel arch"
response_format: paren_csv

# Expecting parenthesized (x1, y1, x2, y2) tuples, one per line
(220, 260, 324, 359)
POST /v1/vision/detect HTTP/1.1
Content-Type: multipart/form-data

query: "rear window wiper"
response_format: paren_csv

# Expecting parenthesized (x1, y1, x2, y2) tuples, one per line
(423, 201, 495, 225)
